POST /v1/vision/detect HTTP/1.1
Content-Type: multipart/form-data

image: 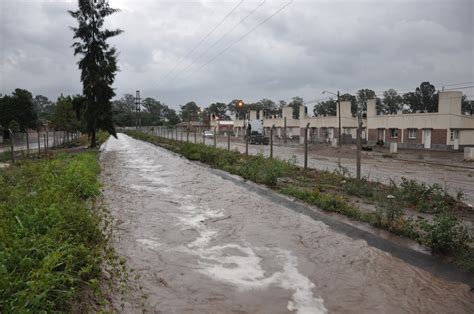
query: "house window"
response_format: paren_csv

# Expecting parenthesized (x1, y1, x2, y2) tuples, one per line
(408, 128, 417, 139)
(450, 129, 459, 140)
(390, 128, 398, 138)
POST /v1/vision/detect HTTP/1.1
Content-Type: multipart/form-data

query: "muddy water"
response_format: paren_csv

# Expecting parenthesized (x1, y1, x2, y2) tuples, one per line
(101, 134, 474, 313)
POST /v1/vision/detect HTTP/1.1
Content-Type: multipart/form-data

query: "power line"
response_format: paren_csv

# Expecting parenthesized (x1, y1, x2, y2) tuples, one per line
(443, 85, 474, 90)
(157, 0, 244, 85)
(169, 0, 267, 83)
(181, 0, 294, 81)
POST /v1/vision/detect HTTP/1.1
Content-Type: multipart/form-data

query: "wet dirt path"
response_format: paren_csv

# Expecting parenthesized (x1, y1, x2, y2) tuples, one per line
(101, 134, 474, 313)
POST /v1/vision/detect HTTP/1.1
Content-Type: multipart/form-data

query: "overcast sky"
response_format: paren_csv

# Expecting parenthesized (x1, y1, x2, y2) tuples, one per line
(0, 0, 473, 110)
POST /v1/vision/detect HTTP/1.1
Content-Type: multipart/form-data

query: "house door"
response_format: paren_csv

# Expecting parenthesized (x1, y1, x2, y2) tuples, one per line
(378, 129, 384, 141)
(424, 129, 431, 149)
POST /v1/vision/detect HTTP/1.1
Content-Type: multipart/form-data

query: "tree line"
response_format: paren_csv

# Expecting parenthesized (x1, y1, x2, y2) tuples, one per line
(0, 89, 83, 134)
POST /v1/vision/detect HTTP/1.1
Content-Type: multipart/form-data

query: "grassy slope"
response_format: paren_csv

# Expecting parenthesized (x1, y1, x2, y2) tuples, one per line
(0, 151, 110, 312)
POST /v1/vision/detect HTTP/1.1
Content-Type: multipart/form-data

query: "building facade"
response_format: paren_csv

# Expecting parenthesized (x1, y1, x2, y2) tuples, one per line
(232, 91, 473, 150)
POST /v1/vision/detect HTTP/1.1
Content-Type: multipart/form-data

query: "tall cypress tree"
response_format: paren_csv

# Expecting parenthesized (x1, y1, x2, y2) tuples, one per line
(69, 0, 122, 147)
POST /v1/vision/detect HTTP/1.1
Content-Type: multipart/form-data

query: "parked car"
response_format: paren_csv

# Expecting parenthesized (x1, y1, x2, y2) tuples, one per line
(249, 131, 269, 145)
(203, 130, 214, 138)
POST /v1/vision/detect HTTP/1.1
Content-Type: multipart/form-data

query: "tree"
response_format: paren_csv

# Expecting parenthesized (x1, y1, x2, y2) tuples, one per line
(313, 98, 337, 116)
(206, 102, 227, 120)
(0, 89, 38, 131)
(289, 96, 304, 119)
(52, 96, 81, 131)
(69, 0, 123, 147)
(382, 89, 403, 114)
(112, 94, 135, 126)
(256, 98, 278, 118)
(461, 95, 473, 115)
(416, 82, 438, 112)
(33, 95, 53, 117)
(403, 82, 438, 113)
(180, 101, 200, 121)
(163, 107, 180, 125)
(356, 89, 376, 115)
(142, 97, 164, 121)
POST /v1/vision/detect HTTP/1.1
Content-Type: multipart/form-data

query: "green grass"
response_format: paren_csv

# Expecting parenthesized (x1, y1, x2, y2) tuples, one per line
(0, 152, 113, 312)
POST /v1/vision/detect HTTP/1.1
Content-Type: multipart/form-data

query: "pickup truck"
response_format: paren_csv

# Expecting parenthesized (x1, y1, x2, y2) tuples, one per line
(249, 131, 269, 145)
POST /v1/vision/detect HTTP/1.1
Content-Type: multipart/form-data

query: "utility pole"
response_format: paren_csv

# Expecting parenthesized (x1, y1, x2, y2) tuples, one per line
(135, 90, 141, 130)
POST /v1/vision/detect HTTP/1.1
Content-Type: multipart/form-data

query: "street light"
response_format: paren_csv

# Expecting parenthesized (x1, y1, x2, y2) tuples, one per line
(322, 90, 341, 147)
(236, 100, 249, 155)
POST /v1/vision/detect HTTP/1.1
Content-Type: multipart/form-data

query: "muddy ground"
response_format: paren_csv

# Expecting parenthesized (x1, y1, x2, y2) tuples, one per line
(101, 134, 474, 313)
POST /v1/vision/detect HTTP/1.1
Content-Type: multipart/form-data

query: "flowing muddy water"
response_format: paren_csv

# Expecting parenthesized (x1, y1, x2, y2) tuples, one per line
(101, 134, 473, 313)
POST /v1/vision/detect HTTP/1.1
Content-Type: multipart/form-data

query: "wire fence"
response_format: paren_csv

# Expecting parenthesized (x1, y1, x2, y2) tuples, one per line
(129, 126, 474, 205)
(0, 130, 81, 163)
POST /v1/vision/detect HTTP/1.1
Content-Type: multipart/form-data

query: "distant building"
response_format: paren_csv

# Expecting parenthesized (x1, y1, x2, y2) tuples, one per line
(233, 91, 474, 150)
(366, 91, 474, 150)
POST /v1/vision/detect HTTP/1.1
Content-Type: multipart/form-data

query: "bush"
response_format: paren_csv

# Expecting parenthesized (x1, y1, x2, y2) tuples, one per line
(237, 154, 294, 186)
(396, 177, 449, 213)
(343, 179, 374, 198)
(421, 213, 471, 254)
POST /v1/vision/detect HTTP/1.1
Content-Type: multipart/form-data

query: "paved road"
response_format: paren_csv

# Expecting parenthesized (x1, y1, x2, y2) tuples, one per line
(101, 134, 473, 313)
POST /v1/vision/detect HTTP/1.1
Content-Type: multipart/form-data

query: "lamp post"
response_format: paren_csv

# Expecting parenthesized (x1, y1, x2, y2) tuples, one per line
(236, 100, 249, 155)
(322, 90, 341, 147)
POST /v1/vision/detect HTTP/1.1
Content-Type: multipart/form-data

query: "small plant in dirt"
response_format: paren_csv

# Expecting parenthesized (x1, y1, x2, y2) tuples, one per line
(375, 195, 414, 237)
(420, 213, 471, 254)
(395, 177, 450, 213)
(343, 179, 375, 198)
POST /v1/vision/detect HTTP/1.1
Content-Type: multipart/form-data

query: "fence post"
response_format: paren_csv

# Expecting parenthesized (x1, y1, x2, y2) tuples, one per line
(245, 126, 249, 156)
(213, 126, 217, 148)
(38, 129, 41, 156)
(43, 134, 47, 158)
(227, 132, 230, 151)
(356, 117, 362, 180)
(304, 123, 310, 170)
(26, 131, 30, 159)
(8, 129, 15, 164)
(270, 125, 274, 159)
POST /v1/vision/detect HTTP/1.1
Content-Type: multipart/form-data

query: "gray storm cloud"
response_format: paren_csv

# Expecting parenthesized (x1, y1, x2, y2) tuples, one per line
(0, 0, 472, 110)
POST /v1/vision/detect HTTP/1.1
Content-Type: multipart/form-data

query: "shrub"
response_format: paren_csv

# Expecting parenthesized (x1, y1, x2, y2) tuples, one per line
(396, 177, 449, 213)
(420, 213, 471, 254)
(343, 179, 374, 198)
